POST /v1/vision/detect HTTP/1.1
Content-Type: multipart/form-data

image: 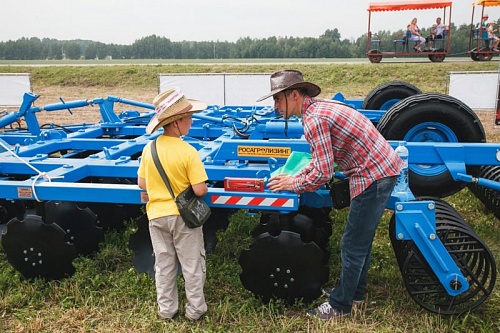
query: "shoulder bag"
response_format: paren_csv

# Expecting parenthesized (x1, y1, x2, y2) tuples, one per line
(150, 139, 211, 228)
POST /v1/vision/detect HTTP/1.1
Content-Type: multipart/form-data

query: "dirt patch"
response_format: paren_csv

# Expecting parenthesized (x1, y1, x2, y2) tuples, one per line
(8, 86, 500, 142)
(475, 110, 500, 142)
(32, 86, 158, 126)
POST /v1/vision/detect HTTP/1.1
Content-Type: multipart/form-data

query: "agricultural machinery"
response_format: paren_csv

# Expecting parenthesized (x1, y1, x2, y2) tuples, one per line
(0, 81, 498, 316)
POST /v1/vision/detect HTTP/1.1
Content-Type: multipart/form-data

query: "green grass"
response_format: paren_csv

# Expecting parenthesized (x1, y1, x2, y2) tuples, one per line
(1, 61, 499, 97)
(1, 62, 500, 332)
(2, 197, 498, 332)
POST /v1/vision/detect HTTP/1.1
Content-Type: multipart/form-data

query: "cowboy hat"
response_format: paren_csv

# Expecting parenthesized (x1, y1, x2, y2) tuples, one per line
(256, 69, 321, 102)
(146, 87, 207, 134)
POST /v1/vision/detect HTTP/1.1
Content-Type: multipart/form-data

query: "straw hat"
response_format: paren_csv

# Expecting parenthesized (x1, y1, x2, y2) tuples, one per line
(146, 87, 207, 134)
(256, 69, 321, 102)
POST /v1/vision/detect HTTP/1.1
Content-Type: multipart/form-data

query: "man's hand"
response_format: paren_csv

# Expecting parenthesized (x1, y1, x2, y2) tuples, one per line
(267, 174, 294, 192)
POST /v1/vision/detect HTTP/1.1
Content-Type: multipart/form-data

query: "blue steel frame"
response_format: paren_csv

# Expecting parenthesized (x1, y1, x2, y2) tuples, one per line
(394, 200, 469, 296)
(1, 92, 499, 297)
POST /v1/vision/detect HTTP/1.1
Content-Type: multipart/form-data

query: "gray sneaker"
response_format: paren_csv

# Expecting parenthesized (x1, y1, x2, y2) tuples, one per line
(306, 302, 348, 320)
(321, 287, 364, 306)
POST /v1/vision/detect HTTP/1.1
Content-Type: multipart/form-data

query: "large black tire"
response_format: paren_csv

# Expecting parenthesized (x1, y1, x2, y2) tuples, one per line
(361, 81, 421, 111)
(377, 93, 486, 198)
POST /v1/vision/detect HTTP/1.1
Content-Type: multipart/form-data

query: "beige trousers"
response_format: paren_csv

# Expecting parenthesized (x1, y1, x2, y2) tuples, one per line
(149, 215, 207, 319)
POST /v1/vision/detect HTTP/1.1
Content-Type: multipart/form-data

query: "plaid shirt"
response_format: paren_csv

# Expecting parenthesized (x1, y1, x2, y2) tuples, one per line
(292, 96, 403, 198)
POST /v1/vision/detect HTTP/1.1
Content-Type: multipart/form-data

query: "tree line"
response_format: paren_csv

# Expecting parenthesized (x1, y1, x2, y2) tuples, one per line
(0, 22, 483, 60)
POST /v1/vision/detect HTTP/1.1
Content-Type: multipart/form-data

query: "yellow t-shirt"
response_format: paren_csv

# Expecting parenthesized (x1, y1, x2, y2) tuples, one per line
(137, 135, 208, 220)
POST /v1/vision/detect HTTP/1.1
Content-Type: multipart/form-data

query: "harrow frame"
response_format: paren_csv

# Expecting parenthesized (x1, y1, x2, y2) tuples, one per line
(0, 85, 497, 315)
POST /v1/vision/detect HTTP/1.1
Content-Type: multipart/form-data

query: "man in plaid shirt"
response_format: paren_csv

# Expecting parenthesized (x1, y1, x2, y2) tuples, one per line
(262, 70, 403, 320)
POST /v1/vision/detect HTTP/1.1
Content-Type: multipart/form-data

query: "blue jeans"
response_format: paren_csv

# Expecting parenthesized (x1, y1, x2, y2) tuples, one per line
(329, 176, 397, 313)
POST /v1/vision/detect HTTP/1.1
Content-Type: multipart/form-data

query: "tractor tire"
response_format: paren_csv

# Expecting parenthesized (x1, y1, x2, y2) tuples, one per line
(361, 81, 421, 111)
(377, 93, 486, 198)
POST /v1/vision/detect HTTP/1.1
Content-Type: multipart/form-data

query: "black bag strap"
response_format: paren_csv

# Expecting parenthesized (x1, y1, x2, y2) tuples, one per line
(150, 139, 176, 200)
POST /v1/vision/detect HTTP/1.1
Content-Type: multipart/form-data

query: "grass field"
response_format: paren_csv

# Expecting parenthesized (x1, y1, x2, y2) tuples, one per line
(0, 57, 479, 66)
(0, 62, 499, 332)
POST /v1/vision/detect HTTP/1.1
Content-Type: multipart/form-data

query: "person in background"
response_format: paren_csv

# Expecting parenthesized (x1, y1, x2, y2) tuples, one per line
(262, 70, 402, 320)
(486, 21, 499, 51)
(426, 17, 448, 49)
(477, 13, 489, 43)
(137, 88, 209, 321)
(409, 17, 426, 52)
(433, 17, 448, 40)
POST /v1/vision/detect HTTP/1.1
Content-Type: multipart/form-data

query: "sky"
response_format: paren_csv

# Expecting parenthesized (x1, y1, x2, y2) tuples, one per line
(2, 0, 500, 45)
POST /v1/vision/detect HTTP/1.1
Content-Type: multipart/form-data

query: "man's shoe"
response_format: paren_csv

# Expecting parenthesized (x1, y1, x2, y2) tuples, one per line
(306, 302, 348, 320)
(321, 287, 364, 306)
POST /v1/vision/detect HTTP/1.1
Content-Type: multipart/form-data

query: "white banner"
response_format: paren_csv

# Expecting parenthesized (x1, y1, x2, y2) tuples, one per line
(0, 73, 32, 107)
(448, 71, 499, 109)
(158, 73, 271, 106)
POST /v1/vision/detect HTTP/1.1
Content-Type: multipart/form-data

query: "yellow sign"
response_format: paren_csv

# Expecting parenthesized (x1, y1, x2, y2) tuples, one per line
(237, 146, 291, 158)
